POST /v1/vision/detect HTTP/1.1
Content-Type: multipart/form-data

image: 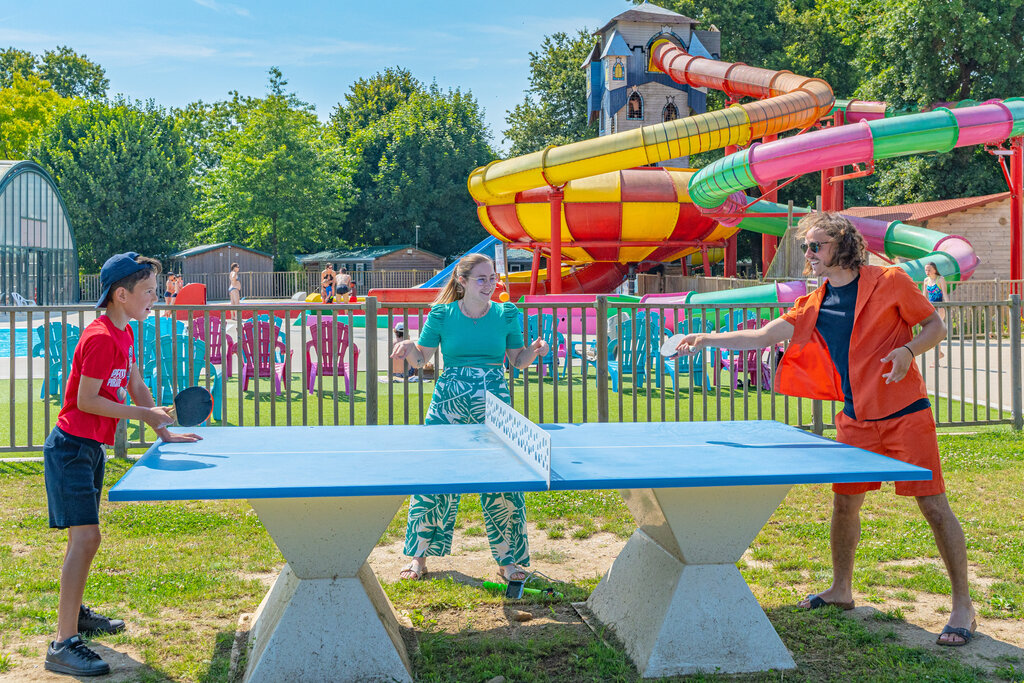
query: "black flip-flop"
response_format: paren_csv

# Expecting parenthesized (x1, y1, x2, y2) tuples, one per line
(801, 593, 855, 611)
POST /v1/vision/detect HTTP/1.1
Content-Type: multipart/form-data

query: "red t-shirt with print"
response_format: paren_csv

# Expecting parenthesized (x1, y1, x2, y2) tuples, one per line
(56, 316, 136, 445)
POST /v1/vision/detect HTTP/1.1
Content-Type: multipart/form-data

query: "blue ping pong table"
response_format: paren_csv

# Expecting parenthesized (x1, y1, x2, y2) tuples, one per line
(109, 402, 930, 682)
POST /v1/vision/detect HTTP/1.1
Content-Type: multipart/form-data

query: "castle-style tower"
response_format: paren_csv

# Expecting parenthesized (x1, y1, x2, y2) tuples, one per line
(582, 2, 721, 166)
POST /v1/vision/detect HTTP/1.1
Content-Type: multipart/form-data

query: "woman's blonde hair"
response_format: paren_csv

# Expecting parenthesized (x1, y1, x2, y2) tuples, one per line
(797, 212, 868, 274)
(432, 253, 494, 306)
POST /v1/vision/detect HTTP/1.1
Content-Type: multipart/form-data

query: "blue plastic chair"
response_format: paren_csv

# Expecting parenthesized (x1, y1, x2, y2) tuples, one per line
(147, 335, 223, 421)
(38, 322, 80, 399)
(513, 314, 563, 378)
(672, 316, 712, 390)
(606, 318, 653, 393)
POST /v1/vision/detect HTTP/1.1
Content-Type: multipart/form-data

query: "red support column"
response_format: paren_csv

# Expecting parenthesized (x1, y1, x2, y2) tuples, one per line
(820, 112, 846, 213)
(529, 247, 541, 296)
(549, 187, 564, 294)
(701, 246, 711, 277)
(1011, 136, 1023, 285)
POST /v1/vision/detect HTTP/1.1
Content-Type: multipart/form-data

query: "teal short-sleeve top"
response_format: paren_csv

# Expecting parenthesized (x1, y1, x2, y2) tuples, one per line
(418, 301, 525, 366)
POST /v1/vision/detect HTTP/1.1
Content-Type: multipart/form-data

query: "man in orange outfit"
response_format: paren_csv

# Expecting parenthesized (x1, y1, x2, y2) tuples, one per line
(676, 212, 976, 647)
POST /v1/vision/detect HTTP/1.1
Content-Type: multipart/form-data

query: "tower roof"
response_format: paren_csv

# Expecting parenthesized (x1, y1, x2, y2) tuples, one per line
(596, 2, 697, 35)
(599, 30, 630, 58)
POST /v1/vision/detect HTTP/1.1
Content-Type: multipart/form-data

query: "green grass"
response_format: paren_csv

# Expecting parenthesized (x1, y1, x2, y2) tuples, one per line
(0, 429, 1021, 680)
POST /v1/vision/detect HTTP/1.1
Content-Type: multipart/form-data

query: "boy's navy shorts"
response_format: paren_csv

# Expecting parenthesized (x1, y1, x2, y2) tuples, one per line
(43, 427, 106, 529)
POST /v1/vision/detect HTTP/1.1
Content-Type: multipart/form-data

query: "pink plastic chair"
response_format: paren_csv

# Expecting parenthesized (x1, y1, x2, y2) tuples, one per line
(305, 318, 359, 394)
(240, 320, 292, 394)
(192, 316, 236, 378)
(725, 318, 773, 389)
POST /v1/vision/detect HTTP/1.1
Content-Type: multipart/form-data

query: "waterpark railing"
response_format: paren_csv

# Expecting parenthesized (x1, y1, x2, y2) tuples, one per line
(2, 297, 1021, 455)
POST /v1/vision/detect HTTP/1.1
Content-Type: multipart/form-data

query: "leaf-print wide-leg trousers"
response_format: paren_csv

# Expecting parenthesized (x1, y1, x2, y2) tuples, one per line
(403, 366, 530, 567)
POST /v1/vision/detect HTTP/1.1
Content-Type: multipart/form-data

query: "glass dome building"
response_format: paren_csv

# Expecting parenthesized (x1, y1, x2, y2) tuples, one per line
(0, 160, 79, 304)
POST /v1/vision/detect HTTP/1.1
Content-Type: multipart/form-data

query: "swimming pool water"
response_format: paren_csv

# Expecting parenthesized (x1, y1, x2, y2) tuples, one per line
(0, 328, 34, 357)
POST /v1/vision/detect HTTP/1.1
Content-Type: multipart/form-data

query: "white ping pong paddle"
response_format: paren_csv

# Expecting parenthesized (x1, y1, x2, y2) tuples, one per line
(660, 333, 687, 359)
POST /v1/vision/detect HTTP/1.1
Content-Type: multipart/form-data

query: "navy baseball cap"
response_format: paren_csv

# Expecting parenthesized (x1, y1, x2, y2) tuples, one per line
(96, 252, 150, 309)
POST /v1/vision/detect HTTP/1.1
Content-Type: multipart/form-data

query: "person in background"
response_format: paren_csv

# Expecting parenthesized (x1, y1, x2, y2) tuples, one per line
(321, 264, 336, 303)
(390, 253, 549, 583)
(336, 266, 352, 297)
(675, 213, 976, 647)
(923, 262, 947, 363)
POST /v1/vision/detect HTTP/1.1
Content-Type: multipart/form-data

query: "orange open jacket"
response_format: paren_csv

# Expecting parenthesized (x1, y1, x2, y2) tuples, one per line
(774, 265, 936, 420)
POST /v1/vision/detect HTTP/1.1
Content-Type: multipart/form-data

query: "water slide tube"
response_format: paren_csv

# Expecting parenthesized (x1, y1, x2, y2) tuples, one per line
(466, 41, 839, 296)
(688, 98, 1024, 280)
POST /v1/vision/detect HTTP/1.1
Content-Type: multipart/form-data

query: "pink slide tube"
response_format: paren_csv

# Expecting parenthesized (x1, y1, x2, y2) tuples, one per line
(748, 122, 874, 187)
(951, 102, 1015, 148)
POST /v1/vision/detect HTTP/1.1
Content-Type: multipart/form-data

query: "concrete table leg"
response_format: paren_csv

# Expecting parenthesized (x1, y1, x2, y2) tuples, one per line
(243, 495, 410, 683)
(586, 485, 795, 678)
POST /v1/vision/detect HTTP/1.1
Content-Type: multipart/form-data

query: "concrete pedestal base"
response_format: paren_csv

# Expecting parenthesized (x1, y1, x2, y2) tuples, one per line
(588, 484, 796, 677)
(243, 495, 411, 683)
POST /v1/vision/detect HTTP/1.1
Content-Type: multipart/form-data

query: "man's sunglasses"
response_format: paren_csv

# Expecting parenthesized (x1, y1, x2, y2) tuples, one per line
(798, 240, 833, 254)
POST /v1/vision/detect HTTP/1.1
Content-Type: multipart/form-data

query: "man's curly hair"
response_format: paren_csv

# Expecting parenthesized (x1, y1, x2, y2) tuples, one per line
(797, 212, 868, 274)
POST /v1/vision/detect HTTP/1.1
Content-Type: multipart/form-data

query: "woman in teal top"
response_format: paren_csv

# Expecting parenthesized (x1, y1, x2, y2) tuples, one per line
(390, 253, 549, 582)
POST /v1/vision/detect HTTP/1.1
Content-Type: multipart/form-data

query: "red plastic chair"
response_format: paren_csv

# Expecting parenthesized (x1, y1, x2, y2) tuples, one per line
(192, 316, 236, 378)
(305, 318, 359, 394)
(240, 320, 291, 394)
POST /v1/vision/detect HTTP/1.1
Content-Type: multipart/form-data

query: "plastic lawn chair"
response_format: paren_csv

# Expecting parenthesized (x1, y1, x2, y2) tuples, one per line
(670, 316, 712, 390)
(304, 318, 359, 394)
(240, 320, 291, 395)
(10, 291, 37, 306)
(192, 316, 236, 378)
(724, 318, 773, 390)
(38, 322, 80, 399)
(512, 314, 563, 378)
(147, 335, 223, 421)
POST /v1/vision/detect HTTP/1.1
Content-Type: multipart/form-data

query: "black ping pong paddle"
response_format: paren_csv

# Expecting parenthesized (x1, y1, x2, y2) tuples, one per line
(164, 386, 214, 427)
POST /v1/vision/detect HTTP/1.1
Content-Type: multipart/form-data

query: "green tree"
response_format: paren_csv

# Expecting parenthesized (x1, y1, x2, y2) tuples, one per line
(0, 73, 70, 159)
(37, 46, 108, 99)
(346, 84, 495, 258)
(849, 0, 1024, 204)
(503, 29, 597, 156)
(34, 98, 195, 272)
(329, 67, 423, 143)
(0, 46, 107, 99)
(646, 0, 784, 67)
(198, 68, 354, 267)
(0, 48, 36, 88)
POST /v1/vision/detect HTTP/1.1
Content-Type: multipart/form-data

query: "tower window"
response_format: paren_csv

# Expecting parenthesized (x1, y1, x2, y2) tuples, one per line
(627, 90, 643, 121)
(663, 99, 679, 122)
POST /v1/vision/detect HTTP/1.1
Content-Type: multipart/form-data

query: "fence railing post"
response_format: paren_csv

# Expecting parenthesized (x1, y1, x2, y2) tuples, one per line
(365, 296, 379, 426)
(114, 419, 128, 459)
(812, 399, 824, 435)
(1011, 295, 1022, 430)
(596, 296, 609, 422)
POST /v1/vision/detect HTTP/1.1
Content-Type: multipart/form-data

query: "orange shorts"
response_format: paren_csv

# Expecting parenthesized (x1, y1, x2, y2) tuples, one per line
(833, 408, 945, 497)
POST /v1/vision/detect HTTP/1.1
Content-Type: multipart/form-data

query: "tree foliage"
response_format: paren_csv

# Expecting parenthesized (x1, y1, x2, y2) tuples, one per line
(345, 84, 495, 258)
(329, 67, 423, 143)
(34, 99, 195, 272)
(0, 73, 70, 159)
(503, 30, 597, 156)
(0, 46, 107, 98)
(197, 68, 354, 267)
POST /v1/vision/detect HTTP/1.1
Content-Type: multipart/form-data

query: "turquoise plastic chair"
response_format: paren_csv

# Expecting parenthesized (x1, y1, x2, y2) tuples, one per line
(513, 314, 563, 378)
(672, 316, 712, 390)
(147, 335, 223, 421)
(38, 322, 80, 399)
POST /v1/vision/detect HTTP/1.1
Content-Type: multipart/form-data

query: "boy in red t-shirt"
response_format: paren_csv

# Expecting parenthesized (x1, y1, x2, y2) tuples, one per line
(43, 252, 200, 677)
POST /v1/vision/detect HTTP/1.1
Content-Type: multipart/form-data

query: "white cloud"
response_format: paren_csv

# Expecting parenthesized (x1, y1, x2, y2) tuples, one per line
(192, 0, 251, 18)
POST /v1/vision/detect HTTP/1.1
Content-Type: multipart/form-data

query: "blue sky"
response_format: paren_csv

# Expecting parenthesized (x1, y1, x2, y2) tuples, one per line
(1, 0, 635, 150)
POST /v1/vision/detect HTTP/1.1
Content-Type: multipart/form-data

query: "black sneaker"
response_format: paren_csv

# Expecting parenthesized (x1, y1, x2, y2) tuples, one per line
(44, 635, 110, 676)
(78, 604, 126, 635)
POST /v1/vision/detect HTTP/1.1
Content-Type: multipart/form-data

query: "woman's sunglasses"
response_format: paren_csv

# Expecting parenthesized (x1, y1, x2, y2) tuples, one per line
(798, 240, 833, 254)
